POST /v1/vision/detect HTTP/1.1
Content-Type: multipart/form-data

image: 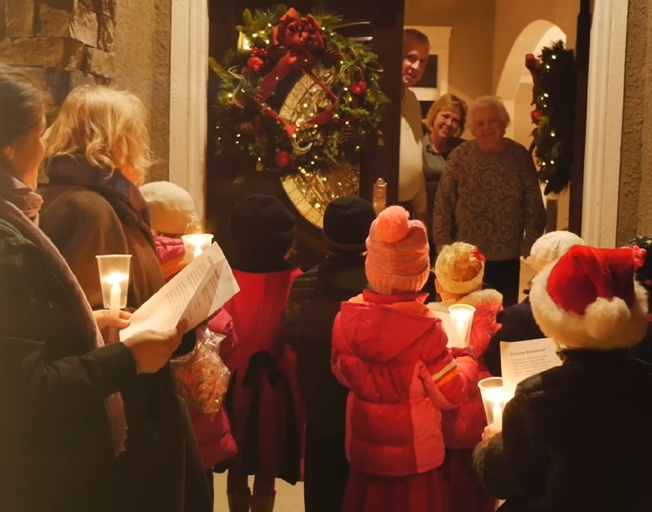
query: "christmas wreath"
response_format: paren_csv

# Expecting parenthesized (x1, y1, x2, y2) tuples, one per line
(526, 40, 576, 195)
(209, 5, 389, 177)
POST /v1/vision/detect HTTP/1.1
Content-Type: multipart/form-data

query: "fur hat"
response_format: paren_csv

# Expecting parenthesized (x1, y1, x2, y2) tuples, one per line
(365, 206, 430, 295)
(434, 242, 485, 295)
(523, 230, 587, 274)
(323, 196, 376, 253)
(530, 245, 648, 350)
(140, 181, 198, 236)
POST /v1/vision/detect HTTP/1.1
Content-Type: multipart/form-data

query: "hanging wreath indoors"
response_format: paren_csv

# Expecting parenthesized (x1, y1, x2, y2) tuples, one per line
(526, 40, 576, 195)
(209, 5, 389, 178)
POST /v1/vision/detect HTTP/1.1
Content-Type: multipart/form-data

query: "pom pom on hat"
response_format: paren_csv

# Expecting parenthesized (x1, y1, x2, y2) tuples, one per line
(365, 206, 430, 295)
(374, 206, 410, 243)
(530, 245, 648, 350)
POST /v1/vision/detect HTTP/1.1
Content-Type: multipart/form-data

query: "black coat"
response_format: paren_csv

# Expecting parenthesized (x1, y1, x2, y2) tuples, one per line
(0, 199, 138, 512)
(473, 349, 652, 512)
(485, 297, 544, 376)
(284, 252, 367, 435)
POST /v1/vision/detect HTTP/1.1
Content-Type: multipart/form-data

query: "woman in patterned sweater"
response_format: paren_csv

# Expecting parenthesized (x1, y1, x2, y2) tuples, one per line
(433, 96, 546, 306)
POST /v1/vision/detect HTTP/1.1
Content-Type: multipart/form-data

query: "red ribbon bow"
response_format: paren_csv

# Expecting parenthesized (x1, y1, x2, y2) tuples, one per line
(254, 9, 337, 138)
(471, 247, 486, 264)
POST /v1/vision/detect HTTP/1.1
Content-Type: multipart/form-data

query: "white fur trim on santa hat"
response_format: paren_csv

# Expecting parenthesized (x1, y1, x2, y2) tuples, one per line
(530, 262, 649, 350)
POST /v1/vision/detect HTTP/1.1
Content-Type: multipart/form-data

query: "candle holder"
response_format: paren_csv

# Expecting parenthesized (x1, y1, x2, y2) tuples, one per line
(96, 255, 131, 341)
(448, 304, 475, 349)
(479, 377, 507, 429)
(182, 234, 214, 262)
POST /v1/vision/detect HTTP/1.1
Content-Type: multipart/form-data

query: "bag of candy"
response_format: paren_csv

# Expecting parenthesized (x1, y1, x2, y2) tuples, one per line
(171, 327, 231, 417)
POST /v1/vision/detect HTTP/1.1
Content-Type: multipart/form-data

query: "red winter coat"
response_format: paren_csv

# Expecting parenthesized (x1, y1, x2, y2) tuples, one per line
(222, 268, 304, 484)
(332, 290, 477, 477)
(431, 289, 503, 449)
(155, 236, 237, 469)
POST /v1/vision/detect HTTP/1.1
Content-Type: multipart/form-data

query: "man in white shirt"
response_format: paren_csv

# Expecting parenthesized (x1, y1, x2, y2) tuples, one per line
(400, 29, 429, 222)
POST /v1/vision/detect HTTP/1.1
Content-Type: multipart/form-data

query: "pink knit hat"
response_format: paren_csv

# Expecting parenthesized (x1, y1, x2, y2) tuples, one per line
(365, 206, 430, 295)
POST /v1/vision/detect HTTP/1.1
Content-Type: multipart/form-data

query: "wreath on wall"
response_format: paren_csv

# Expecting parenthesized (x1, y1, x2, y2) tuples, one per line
(209, 5, 389, 178)
(526, 40, 576, 195)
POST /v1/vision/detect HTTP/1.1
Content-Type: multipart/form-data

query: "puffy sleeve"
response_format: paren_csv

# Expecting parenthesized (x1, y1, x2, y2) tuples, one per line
(473, 386, 547, 499)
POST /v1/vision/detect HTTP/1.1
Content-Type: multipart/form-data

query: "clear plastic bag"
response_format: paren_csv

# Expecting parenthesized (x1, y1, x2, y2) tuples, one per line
(171, 327, 231, 417)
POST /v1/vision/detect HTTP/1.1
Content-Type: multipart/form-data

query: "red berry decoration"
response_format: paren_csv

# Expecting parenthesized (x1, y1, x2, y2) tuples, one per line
(275, 150, 292, 168)
(350, 81, 368, 95)
(247, 56, 264, 73)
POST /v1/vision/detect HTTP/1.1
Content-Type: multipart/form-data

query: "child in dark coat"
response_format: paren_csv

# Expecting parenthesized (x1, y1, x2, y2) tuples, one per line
(285, 197, 376, 512)
(484, 231, 586, 375)
(474, 245, 652, 512)
(629, 235, 652, 364)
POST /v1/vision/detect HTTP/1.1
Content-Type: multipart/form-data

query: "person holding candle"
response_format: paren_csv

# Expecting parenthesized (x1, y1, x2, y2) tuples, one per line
(221, 195, 303, 512)
(141, 180, 239, 504)
(484, 230, 586, 376)
(428, 242, 502, 512)
(331, 206, 478, 512)
(284, 196, 376, 512)
(39, 86, 211, 511)
(474, 245, 652, 512)
(0, 66, 190, 511)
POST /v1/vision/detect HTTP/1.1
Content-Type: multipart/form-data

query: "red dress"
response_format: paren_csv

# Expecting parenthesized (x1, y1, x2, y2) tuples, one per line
(222, 268, 304, 483)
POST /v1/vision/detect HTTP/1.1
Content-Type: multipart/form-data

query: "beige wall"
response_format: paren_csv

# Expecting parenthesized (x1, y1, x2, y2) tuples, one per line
(618, 0, 652, 245)
(404, 0, 495, 106)
(114, 0, 172, 182)
(493, 0, 578, 93)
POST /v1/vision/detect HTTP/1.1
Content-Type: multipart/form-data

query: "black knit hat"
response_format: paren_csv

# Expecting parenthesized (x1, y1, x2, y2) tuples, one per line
(323, 196, 376, 253)
(629, 235, 652, 309)
(229, 195, 296, 272)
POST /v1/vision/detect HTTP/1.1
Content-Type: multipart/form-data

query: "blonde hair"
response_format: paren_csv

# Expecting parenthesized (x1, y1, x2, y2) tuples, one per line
(45, 85, 152, 183)
(469, 96, 511, 131)
(425, 93, 468, 135)
(434, 242, 485, 295)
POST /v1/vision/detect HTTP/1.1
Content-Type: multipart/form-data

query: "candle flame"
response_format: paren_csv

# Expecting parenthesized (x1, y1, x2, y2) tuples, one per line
(105, 272, 128, 285)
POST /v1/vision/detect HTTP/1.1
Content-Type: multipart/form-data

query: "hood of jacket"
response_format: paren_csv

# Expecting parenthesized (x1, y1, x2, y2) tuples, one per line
(338, 290, 447, 363)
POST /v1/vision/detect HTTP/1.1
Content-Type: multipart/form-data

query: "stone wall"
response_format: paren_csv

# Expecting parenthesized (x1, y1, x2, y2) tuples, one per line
(0, 0, 117, 113)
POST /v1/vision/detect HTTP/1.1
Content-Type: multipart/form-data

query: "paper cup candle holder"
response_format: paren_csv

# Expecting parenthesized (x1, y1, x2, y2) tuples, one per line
(182, 234, 214, 262)
(97, 255, 131, 341)
(448, 304, 475, 349)
(479, 377, 509, 429)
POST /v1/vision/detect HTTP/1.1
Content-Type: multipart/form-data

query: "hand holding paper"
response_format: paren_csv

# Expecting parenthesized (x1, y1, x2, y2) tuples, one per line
(120, 243, 240, 340)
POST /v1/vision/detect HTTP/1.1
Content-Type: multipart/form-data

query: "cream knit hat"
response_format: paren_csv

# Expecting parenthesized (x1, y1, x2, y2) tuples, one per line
(523, 231, 587, 274)
(140, 181, 199, 236)
(434, 242, 485, 295)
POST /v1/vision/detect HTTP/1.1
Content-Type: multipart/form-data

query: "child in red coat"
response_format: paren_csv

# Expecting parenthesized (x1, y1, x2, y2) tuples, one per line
(222, 195, 303, 512)
(141, 182, 238, 502)
(430, 242, 502, 512)
(331, 206, 477, 512)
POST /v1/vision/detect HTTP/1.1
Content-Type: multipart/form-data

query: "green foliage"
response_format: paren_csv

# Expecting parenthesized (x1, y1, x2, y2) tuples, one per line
(530, 40, 576, 195)
(209, 5, 389, 177)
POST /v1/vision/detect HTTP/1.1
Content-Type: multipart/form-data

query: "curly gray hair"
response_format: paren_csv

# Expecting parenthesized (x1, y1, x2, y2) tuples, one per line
(469, 96, 511, 130)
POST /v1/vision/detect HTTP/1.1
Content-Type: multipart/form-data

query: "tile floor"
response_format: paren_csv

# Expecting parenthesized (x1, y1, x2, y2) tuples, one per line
(212, 262, 532, 512)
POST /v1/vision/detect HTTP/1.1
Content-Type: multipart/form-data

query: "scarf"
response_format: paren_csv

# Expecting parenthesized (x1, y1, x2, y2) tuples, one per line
(0, 165, 128, 456)
(46, 155, 151, 227)
(0, 166, 43, 223)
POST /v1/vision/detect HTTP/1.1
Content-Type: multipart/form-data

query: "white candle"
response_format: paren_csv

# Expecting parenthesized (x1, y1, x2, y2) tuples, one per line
(448, 304, 475, 348)
(492, 402, 503, 429)
(182, 234, 214, 262)
(109, 282, 121, 318)
(193, 244, 203, 259)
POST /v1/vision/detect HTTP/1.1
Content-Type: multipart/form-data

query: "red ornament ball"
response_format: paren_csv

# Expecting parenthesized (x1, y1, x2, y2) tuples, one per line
(350, 81, 368, 95)
(247, 56, 264, 73)
(275, 150, 292, 168)
(531, 109, 542, 125)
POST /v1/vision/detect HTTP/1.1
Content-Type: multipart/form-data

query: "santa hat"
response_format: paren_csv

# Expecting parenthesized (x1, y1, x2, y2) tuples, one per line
(530, 245, 649, 350)
(365, 206, 430, 295)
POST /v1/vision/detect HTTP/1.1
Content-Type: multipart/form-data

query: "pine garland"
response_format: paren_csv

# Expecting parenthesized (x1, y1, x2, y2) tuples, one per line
(528, 40, 576, 195)
(210, 5, 389, 177)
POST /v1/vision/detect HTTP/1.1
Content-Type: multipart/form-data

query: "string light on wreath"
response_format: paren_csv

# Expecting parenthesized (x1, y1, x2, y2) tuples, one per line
(525, 40, 576, 194)
(210, 5, 388, 177)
